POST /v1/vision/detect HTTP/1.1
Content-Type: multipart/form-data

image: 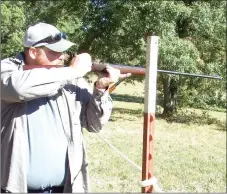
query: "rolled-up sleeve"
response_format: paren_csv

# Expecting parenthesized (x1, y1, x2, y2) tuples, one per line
(85, 88, 112, 132)
(75, 79, 112, 133)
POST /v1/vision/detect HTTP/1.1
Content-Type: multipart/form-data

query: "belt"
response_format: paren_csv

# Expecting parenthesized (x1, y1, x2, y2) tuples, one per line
(27, 186, 64, 193)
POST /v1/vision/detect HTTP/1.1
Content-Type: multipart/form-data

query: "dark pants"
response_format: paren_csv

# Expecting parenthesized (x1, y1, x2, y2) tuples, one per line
(1, 186, 64, 193)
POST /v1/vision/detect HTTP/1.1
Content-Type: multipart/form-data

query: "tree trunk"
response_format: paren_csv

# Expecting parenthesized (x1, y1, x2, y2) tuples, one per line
(162, 76, 178, 115)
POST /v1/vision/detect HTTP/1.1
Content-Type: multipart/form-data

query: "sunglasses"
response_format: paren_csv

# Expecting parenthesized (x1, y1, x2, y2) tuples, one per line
(32, 32, 67, 47)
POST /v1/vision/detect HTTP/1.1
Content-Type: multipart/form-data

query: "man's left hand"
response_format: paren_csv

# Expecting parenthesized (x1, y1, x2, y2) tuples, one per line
(95, 66, 131, 90)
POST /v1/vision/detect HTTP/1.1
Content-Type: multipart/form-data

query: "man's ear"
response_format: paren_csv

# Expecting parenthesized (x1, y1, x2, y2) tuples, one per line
(28, 47, 38, 59)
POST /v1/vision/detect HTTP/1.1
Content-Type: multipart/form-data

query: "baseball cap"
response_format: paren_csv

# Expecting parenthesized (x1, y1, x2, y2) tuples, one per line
(23, 22, 75, 52)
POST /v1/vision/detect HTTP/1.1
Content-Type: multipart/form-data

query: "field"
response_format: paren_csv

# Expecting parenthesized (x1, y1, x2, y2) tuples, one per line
(83, 80, 226, 193)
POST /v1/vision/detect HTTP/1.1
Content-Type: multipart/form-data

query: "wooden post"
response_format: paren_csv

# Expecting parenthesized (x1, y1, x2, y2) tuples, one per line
(142, 36, 159, 193)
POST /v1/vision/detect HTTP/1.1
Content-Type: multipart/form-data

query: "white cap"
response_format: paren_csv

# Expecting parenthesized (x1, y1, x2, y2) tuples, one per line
(23, 22, 75, 52)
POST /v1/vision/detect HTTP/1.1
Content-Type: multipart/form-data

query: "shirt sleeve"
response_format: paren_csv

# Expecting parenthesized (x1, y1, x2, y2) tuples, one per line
(84, 87, 113, 132)
(74, 78, 113, 133)
(1, 59, 83, 103)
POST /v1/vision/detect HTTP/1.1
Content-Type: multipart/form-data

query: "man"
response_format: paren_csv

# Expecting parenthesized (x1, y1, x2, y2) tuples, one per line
(1, 22, 130, 193)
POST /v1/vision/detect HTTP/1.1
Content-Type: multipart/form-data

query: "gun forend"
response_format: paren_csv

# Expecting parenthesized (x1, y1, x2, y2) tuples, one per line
(92, 62, 146, 75)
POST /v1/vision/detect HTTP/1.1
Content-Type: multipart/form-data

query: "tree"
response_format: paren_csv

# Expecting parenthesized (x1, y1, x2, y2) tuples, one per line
(80, 0, 226, 114)
(1, 1, 26, 58)
(1, 0, 225, 113)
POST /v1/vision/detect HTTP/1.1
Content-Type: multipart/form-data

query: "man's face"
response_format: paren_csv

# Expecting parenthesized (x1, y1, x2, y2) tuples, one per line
(35, 47, 65, 66)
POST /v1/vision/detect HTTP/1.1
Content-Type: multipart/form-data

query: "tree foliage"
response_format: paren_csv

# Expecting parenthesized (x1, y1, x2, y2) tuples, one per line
(1, 0, 225, 113)
(1, 1, 26, 58)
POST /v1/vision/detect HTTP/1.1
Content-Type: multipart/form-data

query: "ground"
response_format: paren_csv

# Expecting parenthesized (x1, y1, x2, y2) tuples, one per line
(84, 80, 226, 193)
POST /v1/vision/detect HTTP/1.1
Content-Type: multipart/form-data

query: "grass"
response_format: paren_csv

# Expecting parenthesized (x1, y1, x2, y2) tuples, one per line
(83, 80, 226, 193)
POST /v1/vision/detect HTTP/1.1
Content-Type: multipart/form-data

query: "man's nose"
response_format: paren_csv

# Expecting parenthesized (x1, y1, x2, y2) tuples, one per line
(58, 53, 65, 61)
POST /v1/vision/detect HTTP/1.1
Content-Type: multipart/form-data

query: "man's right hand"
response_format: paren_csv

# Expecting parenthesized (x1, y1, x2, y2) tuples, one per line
(69, 53, 92, 77)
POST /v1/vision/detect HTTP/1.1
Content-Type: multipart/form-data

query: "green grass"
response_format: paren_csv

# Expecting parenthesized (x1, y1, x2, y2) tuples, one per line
(83, 81, 226, 193)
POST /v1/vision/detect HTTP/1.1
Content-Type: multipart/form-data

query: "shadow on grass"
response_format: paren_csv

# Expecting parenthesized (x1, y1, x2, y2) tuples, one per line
(110, 93, 163, 105)
(156, 112, 226, 131)
(112, 108, 143, 115)
(110, 107, 226, 131)
(110, 108, 143, 121)
(110, 94, 144, 103)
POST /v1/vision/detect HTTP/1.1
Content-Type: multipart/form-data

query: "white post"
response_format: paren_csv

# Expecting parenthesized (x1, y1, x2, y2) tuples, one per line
(142, 36, 159, 193)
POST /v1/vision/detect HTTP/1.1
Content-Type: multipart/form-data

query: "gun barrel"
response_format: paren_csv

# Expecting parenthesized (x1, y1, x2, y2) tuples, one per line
(22, 63, 222, 80)
(157, 69, 222, 80)
(102, 64, 222, 80)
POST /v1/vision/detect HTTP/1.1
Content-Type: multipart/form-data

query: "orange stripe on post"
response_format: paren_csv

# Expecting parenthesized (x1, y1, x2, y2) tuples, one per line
(142, 113, 155, 193)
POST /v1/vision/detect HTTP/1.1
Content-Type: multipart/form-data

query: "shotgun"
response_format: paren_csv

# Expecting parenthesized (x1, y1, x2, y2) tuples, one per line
(22, 63, 145, 75)
(23, 62, 222, 80)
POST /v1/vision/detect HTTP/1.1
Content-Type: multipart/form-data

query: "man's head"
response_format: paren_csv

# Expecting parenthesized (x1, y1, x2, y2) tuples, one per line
(24, 22, 75, 66)
(24, 22, 74, 52)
